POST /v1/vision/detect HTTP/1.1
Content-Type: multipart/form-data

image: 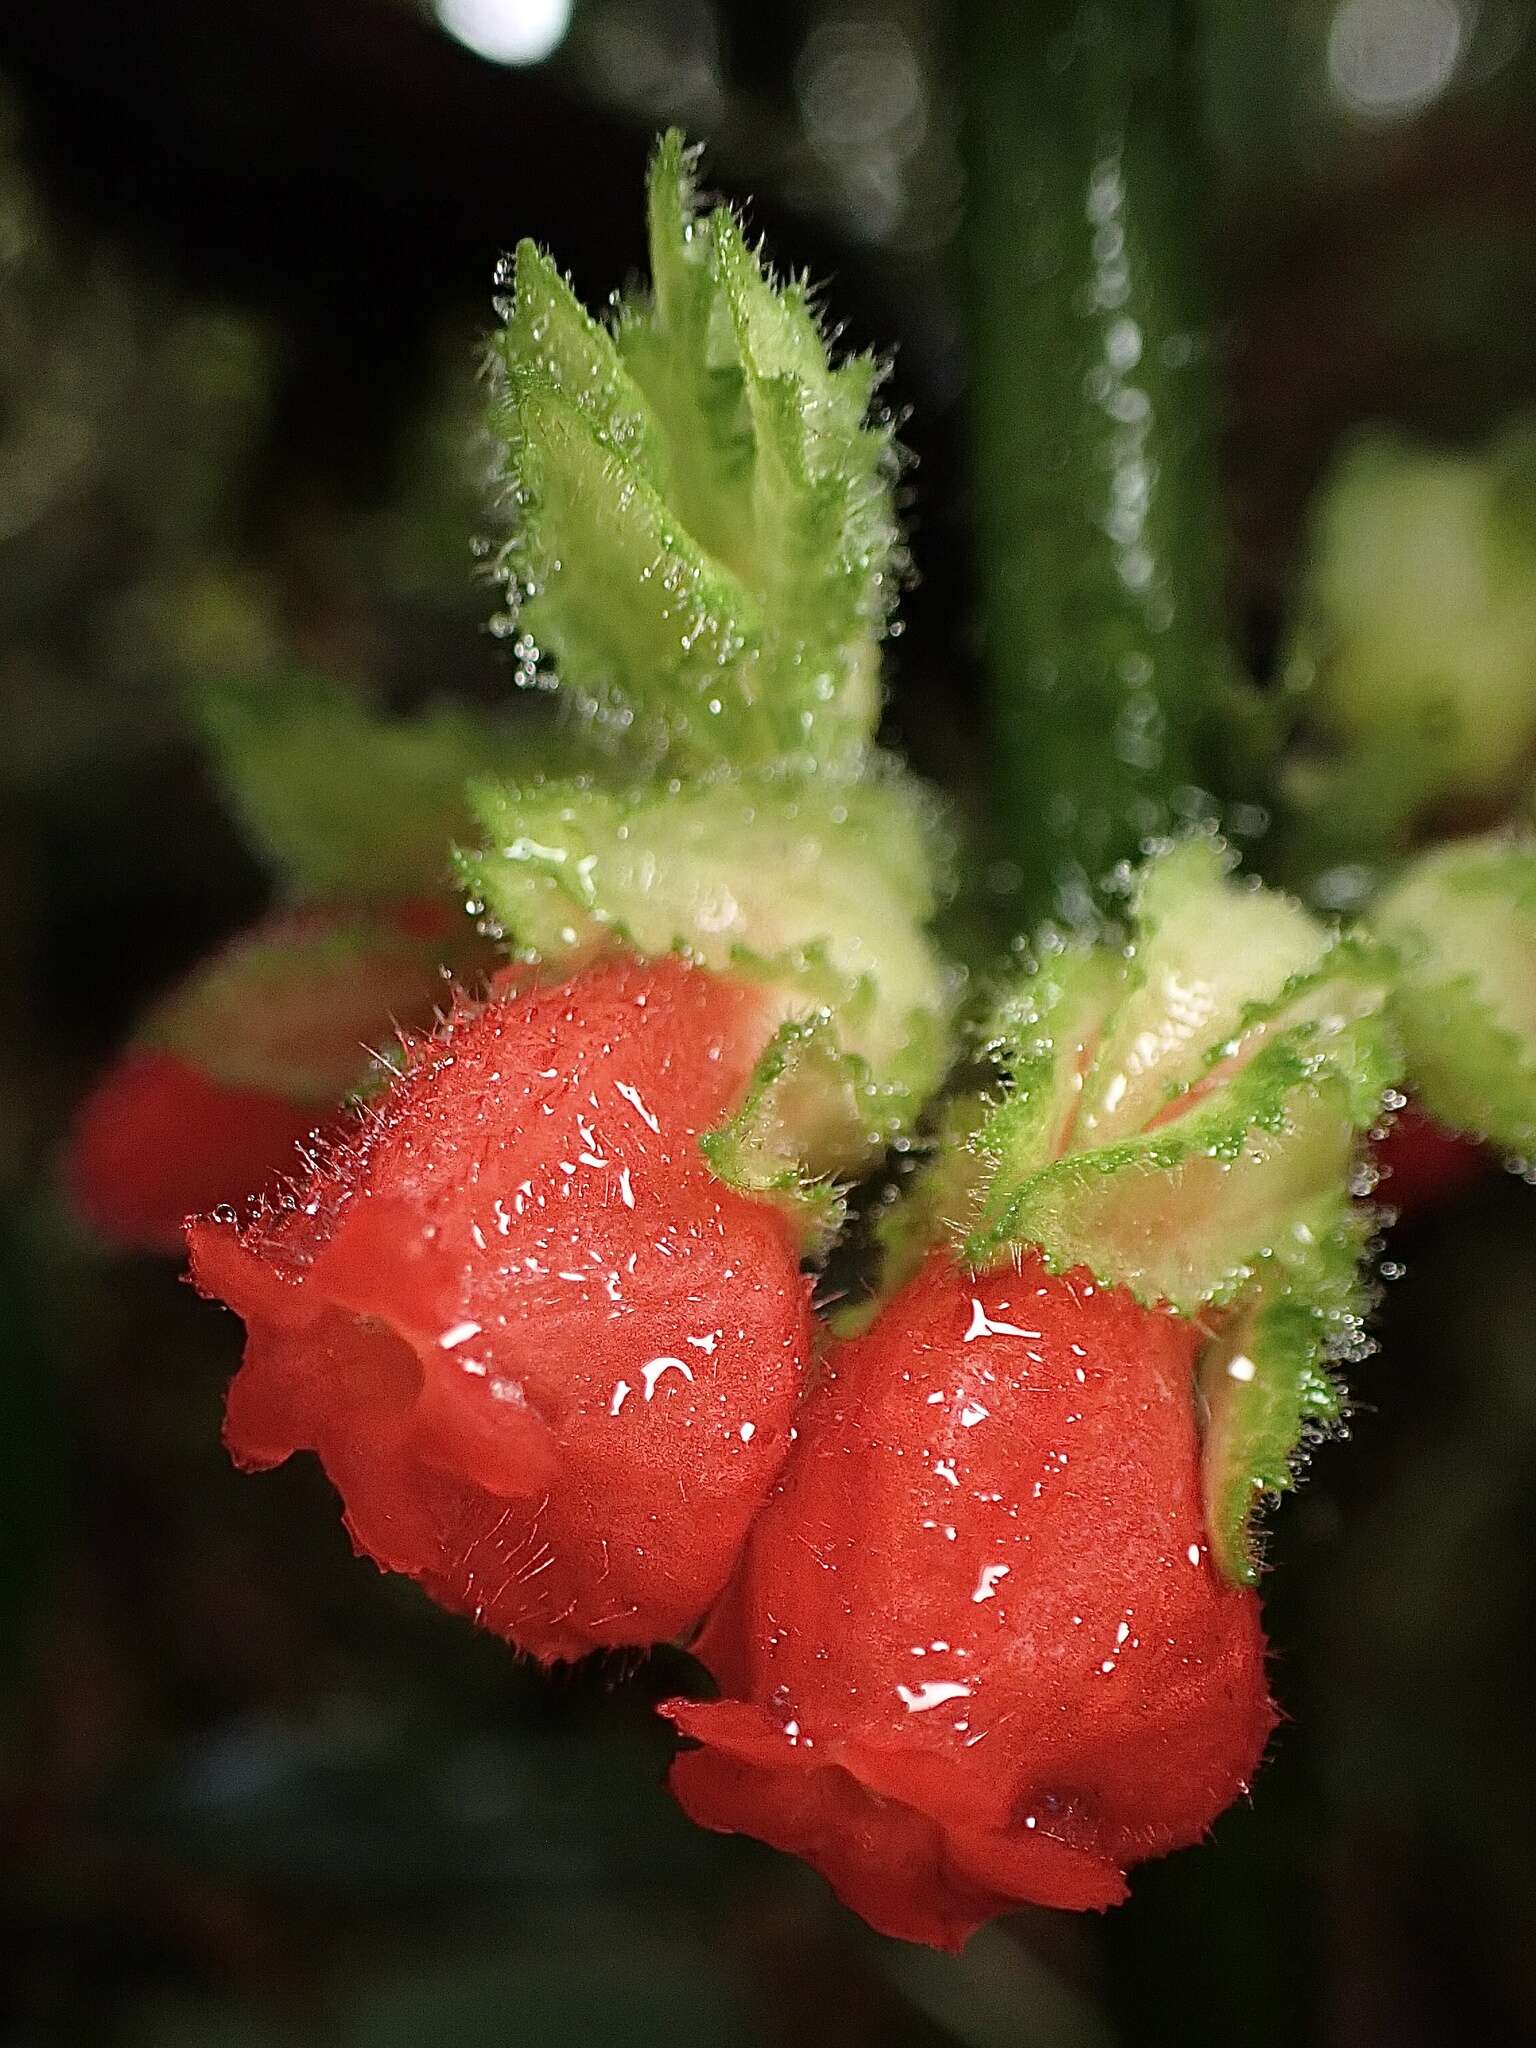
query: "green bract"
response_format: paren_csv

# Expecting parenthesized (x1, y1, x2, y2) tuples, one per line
(1197, 1202, 1372, 1586)
(487, 132, 899, 779)
(954, 837, 1398, 1582)
(962, 839, 1395, 1296)
(1282, 421, 1536, 862)
(195, 672, 529, 900)
(461, 767, 953, 1181)
(470, 133, 952, 1198)
(1374, 833, 1536, 1158)
(142, 915, 469, 1104)
(698, 1020, 864, 1255)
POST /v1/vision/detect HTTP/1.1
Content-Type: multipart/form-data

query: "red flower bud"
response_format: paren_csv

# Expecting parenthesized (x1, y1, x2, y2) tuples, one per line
(68, 901, 483, 1255)
(1371, 1102, 1488, 1220)
(69, 1050, 329, 1256)
(189, 953, 813, 1665)
(661, 1250, 1275, 1951)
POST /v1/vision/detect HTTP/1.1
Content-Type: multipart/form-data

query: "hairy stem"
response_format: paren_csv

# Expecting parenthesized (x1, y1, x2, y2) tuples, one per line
(963, 0, 1238, 925)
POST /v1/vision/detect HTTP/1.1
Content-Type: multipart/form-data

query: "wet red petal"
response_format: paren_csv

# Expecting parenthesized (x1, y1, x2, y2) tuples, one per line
(660, 1249, 1274, 1947)
(664, 1696, 1125, 1950)
(191, 952, 812, 1663)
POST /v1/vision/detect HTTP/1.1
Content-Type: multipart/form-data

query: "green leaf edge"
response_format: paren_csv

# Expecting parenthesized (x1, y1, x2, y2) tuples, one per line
(962, 939, 1400, 1309)
(1375, 838, 1536, 1156)
(698, 1018, 855, 1258)
(1197, 1197, 1374, 1585)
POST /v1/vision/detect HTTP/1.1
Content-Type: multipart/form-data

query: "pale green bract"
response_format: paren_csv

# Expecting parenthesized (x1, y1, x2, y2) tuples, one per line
(1282, 421, 1536, 862)
(486, 132, 900, 779)
(460, 768, 954, 1215)
(471, 134, 951, 1218)
(194, 671, 530, 900)
(1374, 833, 1536, 1158)
(954, 837, 1398, 1584)
(698, 1020, 866, 1257)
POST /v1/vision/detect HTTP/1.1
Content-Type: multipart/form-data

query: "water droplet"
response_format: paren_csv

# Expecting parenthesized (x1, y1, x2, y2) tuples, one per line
(641, 1356, 694, 1399)
(895, 1680, 971, 1713)
(963, 1298, 1041, 1343)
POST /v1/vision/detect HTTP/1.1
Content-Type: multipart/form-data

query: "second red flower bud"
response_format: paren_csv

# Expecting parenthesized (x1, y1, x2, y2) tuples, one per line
(191, 953, 813, 1664)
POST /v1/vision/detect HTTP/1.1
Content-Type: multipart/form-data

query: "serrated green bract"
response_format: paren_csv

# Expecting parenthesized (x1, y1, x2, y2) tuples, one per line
(194, 672, 530, 900)
(1281, 421, 1536, 863)
(951, 838, 1397, 1584)
(486, 131, 899, 778)
(461, 767, 954, 1174)
(1374, 833, 1536, 1157)
(965, 1025, 1382, 1314)
(1073, 841, 1329, 1147)
(616, 132, 753, 572)
(1197, 1198, 1371, 1585)
(963, 841, 1396, 1306)
(698, 1019, 856, 1256)
(471, 136, 949, 1195)
(971, 945, 1128, 1186)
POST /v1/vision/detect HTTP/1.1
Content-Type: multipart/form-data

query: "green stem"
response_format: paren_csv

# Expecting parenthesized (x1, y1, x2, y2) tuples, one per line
(963, 0, 1238, 925)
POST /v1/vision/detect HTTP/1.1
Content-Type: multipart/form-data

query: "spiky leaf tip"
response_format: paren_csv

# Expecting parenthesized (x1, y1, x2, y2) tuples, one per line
(486, 131, 901, 778)
(192, 671, 530, 900)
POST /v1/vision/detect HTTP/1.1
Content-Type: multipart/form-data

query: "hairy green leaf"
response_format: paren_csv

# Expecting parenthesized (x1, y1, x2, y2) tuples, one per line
(1375, 833, 1536, 1156)
(496, 372, 771, 760)
(487, 131, 900, 777)
(193, 672, 527, 899)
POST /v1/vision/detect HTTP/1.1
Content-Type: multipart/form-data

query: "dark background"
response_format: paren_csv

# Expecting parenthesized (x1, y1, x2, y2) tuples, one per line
(3, 3, 1536, 2042)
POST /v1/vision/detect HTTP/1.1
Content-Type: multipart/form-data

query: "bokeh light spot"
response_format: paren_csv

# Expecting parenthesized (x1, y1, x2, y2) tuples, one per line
(436, 0, 573, 67)
(1327, 0, 1467, 117)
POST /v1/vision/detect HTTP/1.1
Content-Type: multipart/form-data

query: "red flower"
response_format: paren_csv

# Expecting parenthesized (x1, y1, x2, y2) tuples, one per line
(661, 1249, 1274, 1950)
(70, 1050, 330, 1256)
(189, 952, 813, 1664)
(1371, 1102, 1488, 1220)
(68, 902, 478, 1255)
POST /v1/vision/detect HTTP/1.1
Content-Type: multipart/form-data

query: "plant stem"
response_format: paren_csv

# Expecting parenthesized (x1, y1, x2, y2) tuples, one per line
(963, 0, 1237, 925)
